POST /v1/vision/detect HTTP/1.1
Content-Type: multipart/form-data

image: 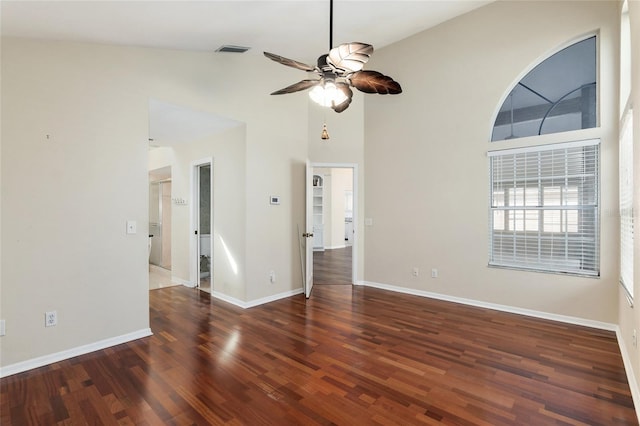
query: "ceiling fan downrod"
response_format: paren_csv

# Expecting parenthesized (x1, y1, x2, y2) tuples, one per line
(329, 0, 333, 50)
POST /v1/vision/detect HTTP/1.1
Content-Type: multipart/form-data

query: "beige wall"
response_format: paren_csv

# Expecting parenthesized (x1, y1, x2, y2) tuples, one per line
(1, 37, 309, 369)
(364, 1, 620, 322)
(1, 39, 151, 367)
(618, 0, 640, 407)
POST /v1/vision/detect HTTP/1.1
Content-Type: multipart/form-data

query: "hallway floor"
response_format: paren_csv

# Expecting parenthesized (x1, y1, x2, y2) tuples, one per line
(149, 264, 177, 290)
(313, 246, 352, 285)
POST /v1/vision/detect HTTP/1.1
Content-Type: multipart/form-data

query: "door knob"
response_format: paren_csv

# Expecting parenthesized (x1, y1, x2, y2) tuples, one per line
(303, 232, 314, 238)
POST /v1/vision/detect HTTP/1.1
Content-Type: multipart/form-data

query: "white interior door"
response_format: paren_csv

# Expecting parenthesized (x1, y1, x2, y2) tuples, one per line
(305, 160, 314, 298)
(190, 158, 213, 290)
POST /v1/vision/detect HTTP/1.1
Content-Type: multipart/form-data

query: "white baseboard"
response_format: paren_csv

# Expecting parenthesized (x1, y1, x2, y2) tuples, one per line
(173, 277, 195, 288)
(213, 288, 304, 309)
(211, 291, 247, 308)
(0, 328, 153, 378)
(615, 327, 640, 422)
(360, 280, 617, 331)
(325, 244, 347, 250)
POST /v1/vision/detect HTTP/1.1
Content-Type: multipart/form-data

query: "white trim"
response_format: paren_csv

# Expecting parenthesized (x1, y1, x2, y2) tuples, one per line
(616, 326, 640, 422)
(173, 277, 195, 288)
(488, 32, 599, 141)
(360, 280, 616, 331)
(212, 288, 304, 309)
(211, 291, 247, 308)
(324, 244, 347, 250)
(487, 138, 600, 157)
(190, 158, 214, 291)
(0, 328, 153, 378)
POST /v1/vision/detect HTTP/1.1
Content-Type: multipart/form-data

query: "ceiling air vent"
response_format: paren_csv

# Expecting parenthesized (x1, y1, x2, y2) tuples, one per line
(215, 45, 250, 53)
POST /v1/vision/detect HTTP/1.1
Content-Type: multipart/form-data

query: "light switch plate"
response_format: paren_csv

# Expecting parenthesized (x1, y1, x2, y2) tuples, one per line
(126, 220, 137, 234)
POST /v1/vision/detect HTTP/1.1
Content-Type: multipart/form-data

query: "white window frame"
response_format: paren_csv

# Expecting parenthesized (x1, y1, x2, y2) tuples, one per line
(620, 104, 634, 299)
(619, 0, 634, 302)
(488, 139, 600, 276)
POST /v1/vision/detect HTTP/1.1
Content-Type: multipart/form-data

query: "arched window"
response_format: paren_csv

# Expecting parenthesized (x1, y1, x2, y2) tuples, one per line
(491, 36, 597, 141)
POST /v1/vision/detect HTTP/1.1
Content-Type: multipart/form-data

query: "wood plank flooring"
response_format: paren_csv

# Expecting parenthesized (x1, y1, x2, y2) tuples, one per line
(313, 247, 352, 285)
(1, 285, 637, 425)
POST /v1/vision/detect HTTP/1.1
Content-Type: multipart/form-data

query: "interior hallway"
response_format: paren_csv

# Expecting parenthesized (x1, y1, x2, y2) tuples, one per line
(313, 247, 352, 285)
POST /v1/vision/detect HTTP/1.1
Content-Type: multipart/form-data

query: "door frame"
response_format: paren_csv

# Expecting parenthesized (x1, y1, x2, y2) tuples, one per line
(190, 157, 213, 288)
(309, 162, 358, 285)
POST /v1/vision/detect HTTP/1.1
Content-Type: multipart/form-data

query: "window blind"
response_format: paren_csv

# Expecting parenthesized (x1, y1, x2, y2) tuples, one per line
(488, 140, 600, 276)
(620, 109, 634, 297)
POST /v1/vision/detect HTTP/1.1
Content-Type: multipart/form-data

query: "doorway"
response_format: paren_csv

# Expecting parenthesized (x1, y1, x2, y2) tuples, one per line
(310, 165, 356, 287)
(192, 160, 213, 293)
(149, 167, 173, 290)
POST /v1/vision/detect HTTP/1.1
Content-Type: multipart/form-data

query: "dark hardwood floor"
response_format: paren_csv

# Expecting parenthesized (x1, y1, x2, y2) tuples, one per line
(313, 246, 352, 285)
(1, 284, 637, 425)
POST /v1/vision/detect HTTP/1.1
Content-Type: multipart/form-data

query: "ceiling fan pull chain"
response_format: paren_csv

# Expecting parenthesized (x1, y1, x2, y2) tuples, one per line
(329, 0, 333, 50)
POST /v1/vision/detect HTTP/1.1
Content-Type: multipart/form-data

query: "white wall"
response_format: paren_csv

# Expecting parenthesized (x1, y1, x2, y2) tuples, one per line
(364, 1, 620, 323)
(1, 38, 309, 370)
(312, 167, 353, 249)
(327, 168, 353, 249)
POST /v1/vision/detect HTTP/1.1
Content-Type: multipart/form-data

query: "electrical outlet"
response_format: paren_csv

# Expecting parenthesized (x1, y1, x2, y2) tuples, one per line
(431, 268, 438, 278)
(269, 270, 276, 284)
(45, 311, 57, 327)
(412, 267, 419, 277)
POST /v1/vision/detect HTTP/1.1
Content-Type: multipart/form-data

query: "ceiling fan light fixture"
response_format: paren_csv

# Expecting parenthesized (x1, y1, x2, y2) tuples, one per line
(264, 0, 401, 113)
(309, 81, 348, 108)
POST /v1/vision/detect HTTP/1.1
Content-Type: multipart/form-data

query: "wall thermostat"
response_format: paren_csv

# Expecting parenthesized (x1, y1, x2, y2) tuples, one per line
(270, 196, 281, 205)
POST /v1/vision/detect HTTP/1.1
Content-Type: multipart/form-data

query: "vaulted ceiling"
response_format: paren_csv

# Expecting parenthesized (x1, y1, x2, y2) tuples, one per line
(1, 1, 492, 63)
(2, 1, 494, 145)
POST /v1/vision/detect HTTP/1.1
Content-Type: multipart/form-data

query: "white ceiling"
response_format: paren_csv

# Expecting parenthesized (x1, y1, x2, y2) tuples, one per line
(2, 0, 493, 145)
(1, 1, 492, 64)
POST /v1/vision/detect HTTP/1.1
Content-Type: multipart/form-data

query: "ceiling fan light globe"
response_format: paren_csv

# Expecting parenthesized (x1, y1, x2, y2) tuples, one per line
(309, 82, 348, 108)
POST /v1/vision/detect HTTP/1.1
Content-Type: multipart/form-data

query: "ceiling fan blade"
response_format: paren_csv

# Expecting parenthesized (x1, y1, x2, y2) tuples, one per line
(264, 52, 317, 72)
(327, 42, 374, 72)
(332, 83, 353, 113)
(350, 70, 402, 95)
(270, 79, 320, 95)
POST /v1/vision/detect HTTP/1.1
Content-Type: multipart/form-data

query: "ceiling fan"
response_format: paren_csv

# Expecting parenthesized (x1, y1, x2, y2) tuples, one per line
(263, 0, 402, 113)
